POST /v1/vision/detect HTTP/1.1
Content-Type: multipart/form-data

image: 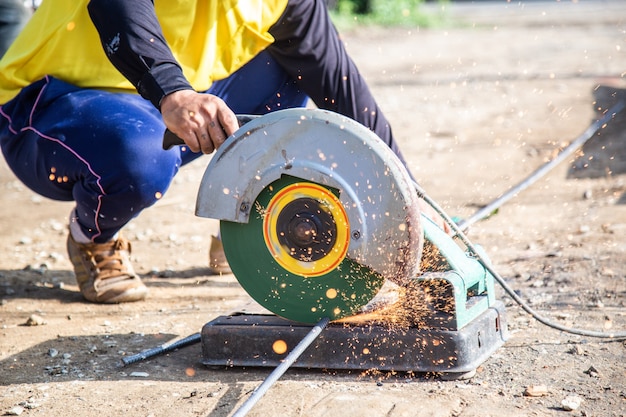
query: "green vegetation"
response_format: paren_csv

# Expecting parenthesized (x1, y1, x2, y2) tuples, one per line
(328, 0, 450, 29)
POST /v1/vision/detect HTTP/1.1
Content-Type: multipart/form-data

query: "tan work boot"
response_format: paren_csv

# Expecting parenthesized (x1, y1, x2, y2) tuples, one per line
(208, 235, 232, 275)
(67, 234, 148, 303)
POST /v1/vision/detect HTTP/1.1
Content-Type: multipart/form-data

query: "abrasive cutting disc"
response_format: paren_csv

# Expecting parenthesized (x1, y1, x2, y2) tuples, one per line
(220, 175, 384, 324)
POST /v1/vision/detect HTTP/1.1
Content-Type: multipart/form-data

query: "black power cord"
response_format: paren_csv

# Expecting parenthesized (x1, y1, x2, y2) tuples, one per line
(414, 181, 626, 339)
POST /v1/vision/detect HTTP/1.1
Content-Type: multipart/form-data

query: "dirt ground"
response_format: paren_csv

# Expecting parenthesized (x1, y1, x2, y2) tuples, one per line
(2, 1, 626, 416)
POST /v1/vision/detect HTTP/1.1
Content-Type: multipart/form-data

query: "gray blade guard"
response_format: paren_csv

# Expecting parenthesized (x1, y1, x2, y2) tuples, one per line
(195, 108, 423, 285)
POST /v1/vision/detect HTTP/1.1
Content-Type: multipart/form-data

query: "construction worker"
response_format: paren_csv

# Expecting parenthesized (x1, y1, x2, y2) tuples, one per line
(0, 0, 434, 303)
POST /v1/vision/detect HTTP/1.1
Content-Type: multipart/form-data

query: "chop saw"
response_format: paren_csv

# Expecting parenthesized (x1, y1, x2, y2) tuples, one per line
(193, 108, 507, 376)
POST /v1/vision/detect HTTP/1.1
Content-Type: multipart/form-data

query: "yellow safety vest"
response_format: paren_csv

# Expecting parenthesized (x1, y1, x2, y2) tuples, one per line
(0, 0, 288, 104)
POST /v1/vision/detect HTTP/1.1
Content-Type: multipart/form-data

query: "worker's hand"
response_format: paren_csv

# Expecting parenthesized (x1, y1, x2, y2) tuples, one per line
(160, 90, 239, 154)
(417, 198, 452, 235)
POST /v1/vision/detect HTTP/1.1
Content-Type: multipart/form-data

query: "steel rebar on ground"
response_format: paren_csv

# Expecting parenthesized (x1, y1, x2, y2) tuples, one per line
(230, 316, 331, 417)
(457, 100, 625, 231)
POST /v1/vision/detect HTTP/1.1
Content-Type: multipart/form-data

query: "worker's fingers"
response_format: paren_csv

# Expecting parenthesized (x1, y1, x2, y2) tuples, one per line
(205, 119, 227, 151)
(160, 90, 240, 154)
(191, 99, 235, 154)
(197, 131, 215, 154)
(218, 109, 239, 137)
(417, 198, 452, 235)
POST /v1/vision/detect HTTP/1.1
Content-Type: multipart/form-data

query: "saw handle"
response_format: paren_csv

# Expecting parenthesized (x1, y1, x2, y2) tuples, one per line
(162, 114, 259, 150)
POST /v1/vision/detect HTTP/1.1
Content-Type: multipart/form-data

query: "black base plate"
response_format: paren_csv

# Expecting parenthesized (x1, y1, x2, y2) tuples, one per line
(200, 301, 508, 374)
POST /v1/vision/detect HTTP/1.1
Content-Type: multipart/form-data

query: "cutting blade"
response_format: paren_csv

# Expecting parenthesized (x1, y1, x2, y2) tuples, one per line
(221, 174, 384, 324)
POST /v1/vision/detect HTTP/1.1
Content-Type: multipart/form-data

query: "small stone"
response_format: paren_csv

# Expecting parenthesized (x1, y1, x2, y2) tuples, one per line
(48, 252, 64, 262)
(47, 348, 58, 358)
(19, 400, 41, 410)
(567, 345, 584, 355)
(29, 263, 48, 274)
(5, 406, 25, 415)
(524, 385, 549, 397)
(561, 395, 582, 411)
(531, 279, 544, 288)
(130, 371, 149, 378)
(49, 220, 64, 232)
(25, 314, 46, 326)
(600, 267, 615, 277)
(584, 366, 599, 378)
(601, 223, 614, 234)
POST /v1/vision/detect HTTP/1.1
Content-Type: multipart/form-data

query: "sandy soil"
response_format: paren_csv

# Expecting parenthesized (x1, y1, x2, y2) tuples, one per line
(1, 1, 626, 416)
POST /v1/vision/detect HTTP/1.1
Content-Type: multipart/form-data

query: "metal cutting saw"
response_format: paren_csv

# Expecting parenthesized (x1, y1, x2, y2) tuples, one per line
(191, 108, 507, 376)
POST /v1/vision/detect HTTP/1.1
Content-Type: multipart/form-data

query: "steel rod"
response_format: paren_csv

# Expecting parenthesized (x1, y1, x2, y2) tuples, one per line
(456, 100, 625, 231)
(231, 316, 330, 417)
(121, 332, 201, 366)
